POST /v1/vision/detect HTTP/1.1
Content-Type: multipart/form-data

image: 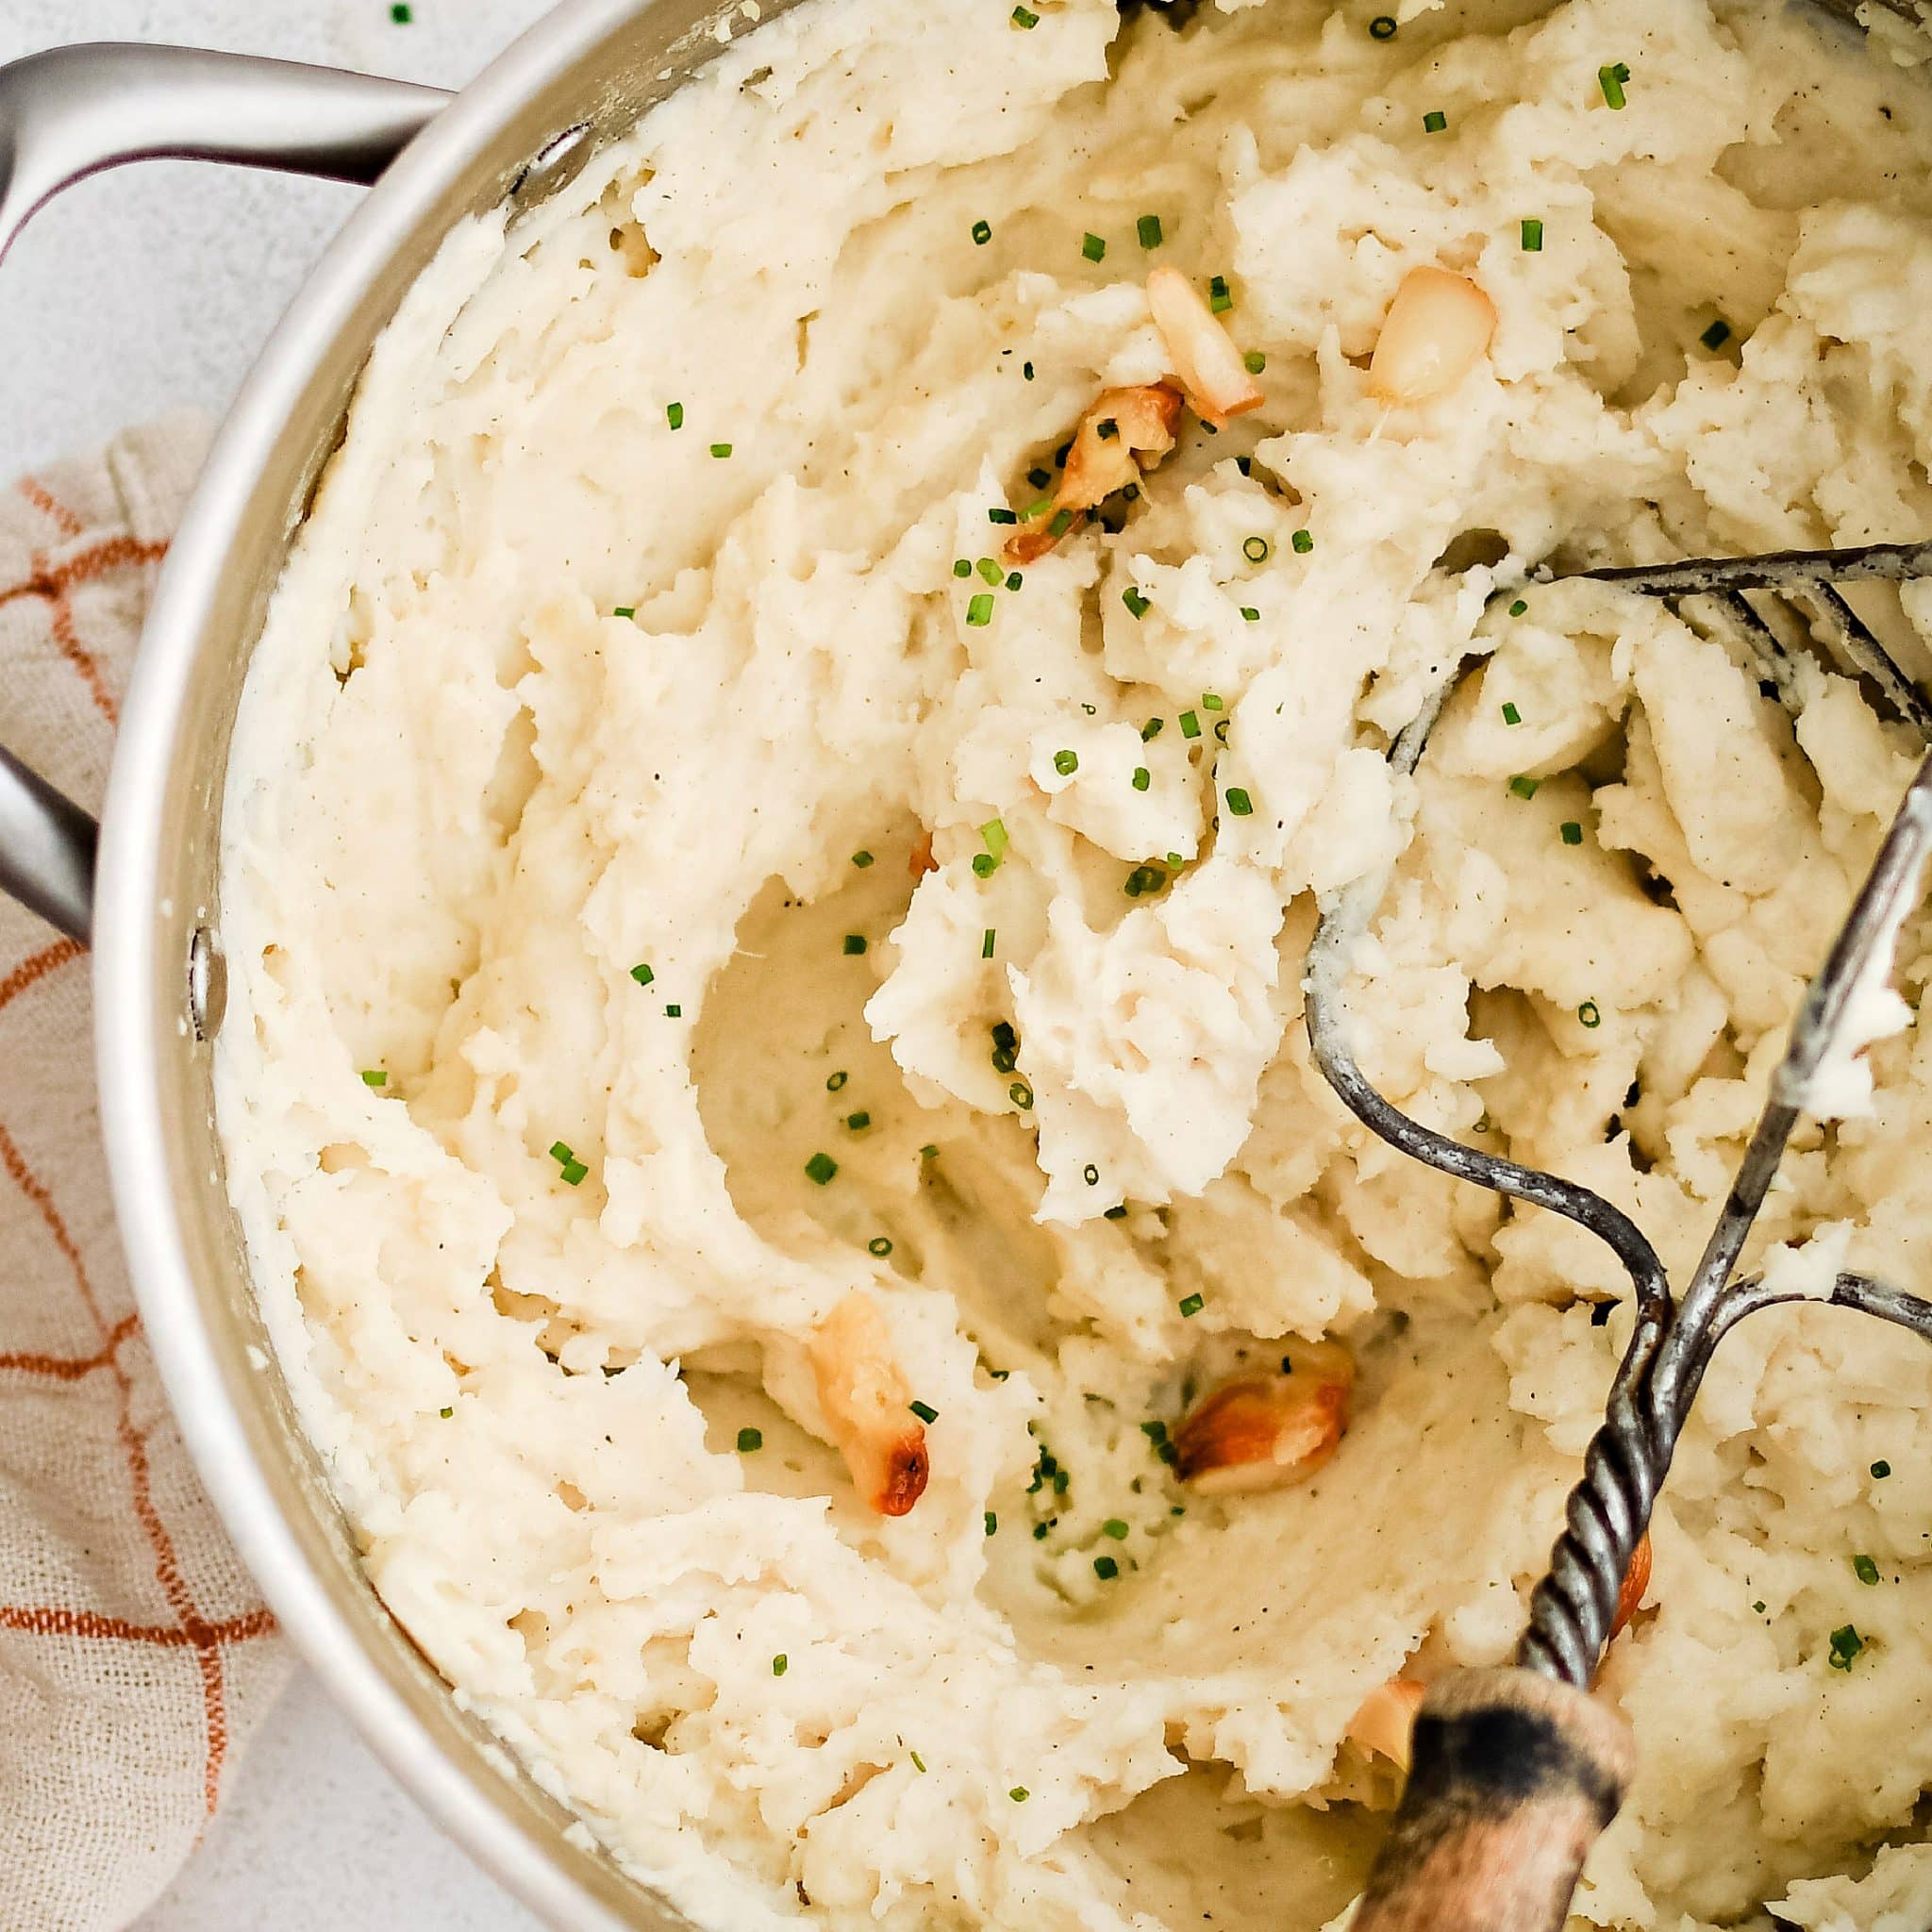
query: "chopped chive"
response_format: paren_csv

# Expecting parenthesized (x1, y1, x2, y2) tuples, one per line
(1137, 213, 1164, 250)
(1291, 529, 1313, 554)
(361, 1069, 388, 1087)
(1032, 1523, 1049, 1540)
(841, 933, 868, 957)
(973, 853, 996, 877)
(982, 819, 1009, 860)
(1177, 1292, 1205, 1317)
(665, 402, 684, 430)
(1049, 508, 1074, 537)
(1521, 218, 1544, 252)
(972, 218, 992, 246)
(1754, 1600, 1767, 1613)
(1423, 108, 1448, 133)
(550, 1141, 574, 1163)
(1123, 587, 1150, 620)
(1009, 1079, 1034, 1109)
(630, 963, 657, 989)
(1508, 774, 1540, 799)
(612, 605, 636, 619)
(986, 1510, 998, 1535)
(560, 1159, 588, 1186)
(920, 1143, 939, 1159)
(1024, 360, 1036, 381)
(737, 1426, 763, 1453)
(1243, 350, 1267, 375)
(1101, 1519, 1130, 1541)
(391, 3, 413, 21)
(1501, 701, 1522, 725)
(1124, 863, 1166, 897)
(826, 1070, 847, 1092)
(1828, 1623, 1865, 1671)
(1700, 318, 1732, 351)
(910, 1750, 926, 1774)
(709, 442, 732, 459)
(439, 1405, 453, 1418)
(1241, 606, 1259, 622)
(1560, 822, 1583, 846)
(988, 507, 1018, 525)
(1242, 535, 1270, 563)
(1874, 1460, 1892, 1478)
(1508, 597, 1528, 616)
(1009, 1787, 1029, 1802)
(982, 928, 996, 959)
(1054, 748, 1079, 775)
(1132, 767, 1151, 792)
(1093, 1555, 1120, 1579)
(1208, 275, 1232, 313)
(1578, 999, 1603, 1029)
(805, 1151, 838, 1185)
(977, 558, 1004, 586)
(1369, 12, 1397, 35)
(1225, 787, 1254, 817)
(868, 1236, 893, 1257)
(1082, 232, 1107, 263)
(910, 1399, 939, 1424)
(1201, 693, 1224, 711)
(953, 558, 973, 578)
(1011, 3, 1040, 24)
(1141, 717, 1165, 741)
(1084, 1163, 1100, 1185)
(845, 1110, 871, 1132)
(966, 593, 994, 626)
(1140, 1421, 1168, 1444)
(773, 1654, 788, 1676)
(1022, 495, 1056, 520)
(1179, 710, 1201, 739)
(1854, 1554, 1881, 1586)
(852, 850, 874, 868)
(1598, 62, 1628, 109)
(665, 1004, 681, 1018)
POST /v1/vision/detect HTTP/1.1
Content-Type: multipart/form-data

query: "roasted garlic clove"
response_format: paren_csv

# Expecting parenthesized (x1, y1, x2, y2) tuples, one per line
(1145, 266, 1265, 426)
(1173, 1339, 1355, 1494)
(808, 1291, 930, 1516)
(1345, 1675, 1425, 1772)
(1366, 265, 1497, 406)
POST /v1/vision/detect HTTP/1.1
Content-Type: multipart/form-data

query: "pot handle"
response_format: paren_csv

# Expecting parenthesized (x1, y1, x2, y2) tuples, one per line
(0, 42, 451, 943)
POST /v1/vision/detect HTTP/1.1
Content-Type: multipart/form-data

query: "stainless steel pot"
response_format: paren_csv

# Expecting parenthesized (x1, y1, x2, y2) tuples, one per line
(1, 3, 1925, 1927)
(0, 8, 791, 1924)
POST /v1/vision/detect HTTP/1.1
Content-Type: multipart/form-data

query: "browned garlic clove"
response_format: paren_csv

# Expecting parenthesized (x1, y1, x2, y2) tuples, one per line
(1366, 265, 1497, 406)
(1173, 1339, 1355, 1494)
(1145, 266, 1265, 426)
(807, 1291, 930, 1517)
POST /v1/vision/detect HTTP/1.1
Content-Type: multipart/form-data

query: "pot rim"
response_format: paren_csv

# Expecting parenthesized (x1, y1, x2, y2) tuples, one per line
(92, 2, 662, 1924)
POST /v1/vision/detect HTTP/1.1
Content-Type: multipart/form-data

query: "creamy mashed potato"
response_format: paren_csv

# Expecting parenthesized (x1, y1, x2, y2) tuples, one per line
(215, 0, 1932, 1924)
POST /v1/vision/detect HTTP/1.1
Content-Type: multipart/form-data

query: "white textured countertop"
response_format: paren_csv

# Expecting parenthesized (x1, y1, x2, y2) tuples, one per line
(0, 3, 554, 1926)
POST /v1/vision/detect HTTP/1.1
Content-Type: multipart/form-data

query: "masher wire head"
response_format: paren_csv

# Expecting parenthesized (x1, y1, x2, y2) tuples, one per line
(1305, 537, 1932, 1690)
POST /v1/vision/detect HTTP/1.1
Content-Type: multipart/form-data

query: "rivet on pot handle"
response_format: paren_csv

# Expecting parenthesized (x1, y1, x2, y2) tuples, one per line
(0, 42, 451, 944)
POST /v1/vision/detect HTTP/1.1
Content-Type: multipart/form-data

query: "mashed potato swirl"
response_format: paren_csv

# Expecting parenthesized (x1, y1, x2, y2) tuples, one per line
(216, 0, 1932, 1924)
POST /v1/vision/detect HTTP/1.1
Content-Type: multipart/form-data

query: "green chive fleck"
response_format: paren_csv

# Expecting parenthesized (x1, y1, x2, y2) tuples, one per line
(953, 558, 972, 578)
(1291, 529, 1313, 554)
(988, 507, 1018, 525)
(826, 1070, 847, 1092)
(1874, 1460, 1892, 1478)
(1054, 749, 1079, 775)
(1509, 774, 1540, 799)
(1502, 702, 1522, 725)
(805, 1151, 838, 1185)
(1208, 275, 1232, 313)
(1599, 62, 1629, 109)
(1225, 787, 1254, 817)
(982, 928, 996, 960)
(1009, 1787, 1029, 1802)
(1370, 12, 1397, 36)
(1178, 1292, 1205, 1317)
(665, 1005, 681, 1018)
(1011, 3, 1040, 25)
(630, 963, 655, 987)
(977, 558, 1003, 585)
(773, 1654, 788, 1675)
(612, 606, 636, 619)
(1141, 717, 1165, 741)
(1138, 214, 1164, 250)
(1854, 1554, 1881, 1586)
(967, 593, 994, 627)
(1083, 232, 1107, 263)
(1560, 822, 1583, 846)
(1423, 109, 1448, 134)
(709, 442, 732, 458)
(868, 1236, 893, 1257)
(391, 3, 414, 21)
(1241, 607, 1259, 623)
(1132, 767, 1151, 792)
(665, 402, 683, 430)
(1093, 1555, 1120, 1580)
(986, 1510, 999, 1534)
(361, 1070, 388, 1087)
(1700, 318, 1733, 352)
(1828, 1624, 1865, 1671)
(737, 1426, 763, 1453)
(911, 1399, 939, 1424)
(852, 850, 874, 868)
(1179, 709, 1201, 739)
(973, 219, 992, 246)
(1522, 218, 1544, 252)
(1243, 350, 1266, 375)
(910, 1750, 927, 1774)
(1508, 597, 1528, 616)
(1009, 1079, 1034, 1109)
(1578, 999, 1603, 1029)
(439, 1405, 453, 1418)
(1242, 536, 1270, 563)
(1123, 587, 1150, 620)
(1102, 1519, 1129, 1541)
